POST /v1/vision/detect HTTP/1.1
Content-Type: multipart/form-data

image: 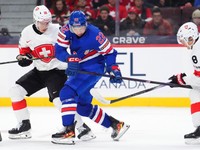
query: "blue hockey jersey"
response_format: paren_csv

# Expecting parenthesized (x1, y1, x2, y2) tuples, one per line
(55, 24, 117, 70)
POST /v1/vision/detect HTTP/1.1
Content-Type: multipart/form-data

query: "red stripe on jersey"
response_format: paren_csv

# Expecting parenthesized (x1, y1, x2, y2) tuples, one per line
(19, 47, 31, 55)
(12, 99, 27, 111)
(99, 45, 113, 55)
(83, 50, 98, 60)
(57, 39, 70, 45)
(191, 102, 200, 114)
(61, 107, 77, 113)
(194, 70, 200, 77)
(58, 32, 65, 40)
(177, 74, 185, 85)
(95, 108, 103, 123)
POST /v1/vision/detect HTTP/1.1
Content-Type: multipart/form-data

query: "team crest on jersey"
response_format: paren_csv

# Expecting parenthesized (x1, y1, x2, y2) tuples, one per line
(32, 44, 55, 63)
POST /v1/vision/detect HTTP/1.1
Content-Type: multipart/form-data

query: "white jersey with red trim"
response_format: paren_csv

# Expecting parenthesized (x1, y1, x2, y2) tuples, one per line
(181, 37, 200, 128)
(190, 38, 200, 73)
(19, 23, 67, 71)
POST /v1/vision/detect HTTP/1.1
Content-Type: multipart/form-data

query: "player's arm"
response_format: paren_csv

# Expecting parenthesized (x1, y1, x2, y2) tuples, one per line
(17, 32, 33, 67)
(97, 32, 122, 83)
(55, 26, 70, 62)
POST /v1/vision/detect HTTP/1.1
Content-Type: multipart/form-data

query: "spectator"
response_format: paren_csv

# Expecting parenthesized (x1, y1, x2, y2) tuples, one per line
(92, 6, 115, 36)
(0, 7, 11, 37)
(143, 7, 173, 35)
(103, 0, 127, 21)
(132, 0, 152, 22)
(120, 7, 144, 36)
(92, 0, 108, 9)
(50, 0, 70, 26)
(192, 9, 200, 32)
(74, 0, 96, 23)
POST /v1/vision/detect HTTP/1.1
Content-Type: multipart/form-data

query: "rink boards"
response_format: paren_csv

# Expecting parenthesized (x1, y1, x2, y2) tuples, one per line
(0, 44, 192, 107)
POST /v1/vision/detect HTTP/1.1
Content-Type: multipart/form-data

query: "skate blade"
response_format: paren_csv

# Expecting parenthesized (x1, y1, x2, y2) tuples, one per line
(113, 124, 130, 141)
(8, 131, 31, 139)
(185, 138, 200, 145)
(51, 138, 75, 145)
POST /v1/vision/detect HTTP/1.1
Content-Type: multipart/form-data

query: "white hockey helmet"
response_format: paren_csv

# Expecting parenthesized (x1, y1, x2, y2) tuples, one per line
(177, 22, 199, 44)
(33, 5, 52, 23)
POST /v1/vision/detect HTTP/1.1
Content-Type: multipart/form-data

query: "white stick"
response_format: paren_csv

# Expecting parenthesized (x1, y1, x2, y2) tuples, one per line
(90, 89, 110, 104)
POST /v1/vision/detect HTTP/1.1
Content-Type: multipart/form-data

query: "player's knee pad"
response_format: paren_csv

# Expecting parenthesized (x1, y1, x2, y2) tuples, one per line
(77, 103, 93, 117)
(9, 84, 28, 102)
(59, 85, 77, 102)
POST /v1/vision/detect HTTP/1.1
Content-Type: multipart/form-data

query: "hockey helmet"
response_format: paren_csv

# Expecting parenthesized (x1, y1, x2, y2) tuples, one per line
(33, 5, 52, 23)
(69, 10, 87, 27)
(177, 22, 199, 44)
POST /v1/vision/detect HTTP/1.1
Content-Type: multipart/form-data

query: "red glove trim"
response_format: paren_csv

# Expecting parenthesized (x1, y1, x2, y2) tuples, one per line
(177, 74, 185, 85)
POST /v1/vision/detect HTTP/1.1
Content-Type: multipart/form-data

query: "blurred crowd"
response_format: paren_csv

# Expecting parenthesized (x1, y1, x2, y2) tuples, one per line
(34, 0, 200, 36)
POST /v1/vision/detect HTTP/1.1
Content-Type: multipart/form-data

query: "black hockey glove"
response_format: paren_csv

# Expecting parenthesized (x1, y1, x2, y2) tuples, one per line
(17, 54, 33, 67)
(168, 73, 186, 88)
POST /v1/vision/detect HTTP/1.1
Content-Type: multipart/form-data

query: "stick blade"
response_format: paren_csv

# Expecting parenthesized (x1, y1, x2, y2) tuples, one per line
(90, 89, 110, 104)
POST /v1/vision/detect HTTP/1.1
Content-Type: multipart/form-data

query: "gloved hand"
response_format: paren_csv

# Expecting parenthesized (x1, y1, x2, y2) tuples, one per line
(168, 73, 186, 88)
(16, 53, 33, 67)
(107, 64, 122, 83)
(65, 55, 80, 76)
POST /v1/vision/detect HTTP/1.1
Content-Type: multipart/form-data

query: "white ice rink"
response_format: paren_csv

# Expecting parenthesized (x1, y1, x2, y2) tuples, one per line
(0, 106, 199, 150)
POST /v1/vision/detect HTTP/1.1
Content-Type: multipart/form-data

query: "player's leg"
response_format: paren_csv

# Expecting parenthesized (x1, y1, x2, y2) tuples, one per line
(8, 69, 44, 139)
(75, 74, 130, 141)
(46, 69, 95, 141)
(184, 89, 200, 144)
(75, 112, 96, 141)
(51, 85, 77, 145)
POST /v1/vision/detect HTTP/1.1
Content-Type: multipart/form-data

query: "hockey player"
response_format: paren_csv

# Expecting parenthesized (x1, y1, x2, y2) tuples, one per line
(169, 22, 200, 144)
(51, 10, 130, 144)
(8, 5, 95, 141)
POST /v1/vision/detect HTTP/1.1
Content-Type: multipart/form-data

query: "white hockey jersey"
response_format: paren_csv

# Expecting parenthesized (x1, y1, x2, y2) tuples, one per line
(191, 38, 200, 74)
(19, 23, 67, 71)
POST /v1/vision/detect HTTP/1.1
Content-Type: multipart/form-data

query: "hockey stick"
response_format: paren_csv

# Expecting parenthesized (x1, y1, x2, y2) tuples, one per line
(90, 84, 165, 104)
(78, 71, 192, 89)
(0, 56, 54, 65)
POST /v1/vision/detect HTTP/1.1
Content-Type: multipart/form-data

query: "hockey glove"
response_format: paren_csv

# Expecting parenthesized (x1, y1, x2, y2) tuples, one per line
(107, 64, 122, 83)
(168, 73, 186, 88)
(65, 55, 80, 76)
(17, 54, 33, 67)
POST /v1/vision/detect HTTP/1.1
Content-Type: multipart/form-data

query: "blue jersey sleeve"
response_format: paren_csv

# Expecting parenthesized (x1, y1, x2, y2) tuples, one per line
(93, 29, 117, 68)
(55, 24, 70, 62)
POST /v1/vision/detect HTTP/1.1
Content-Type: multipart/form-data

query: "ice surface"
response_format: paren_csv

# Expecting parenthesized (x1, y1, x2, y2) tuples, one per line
(0, 106, 199, 150)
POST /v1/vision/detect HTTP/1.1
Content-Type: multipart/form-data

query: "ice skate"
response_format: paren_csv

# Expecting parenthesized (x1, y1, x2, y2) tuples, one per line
(109, 116, 130, 141)
(77, 123, 96, 141)
(8, 119, 31, 139)
(184, 126, 200, 144)
(51, 123, 75, 145)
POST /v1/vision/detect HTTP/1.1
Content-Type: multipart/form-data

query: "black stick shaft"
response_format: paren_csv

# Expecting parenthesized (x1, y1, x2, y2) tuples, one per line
(78, 71, 192, 89)
(111, 85, 165, 104)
